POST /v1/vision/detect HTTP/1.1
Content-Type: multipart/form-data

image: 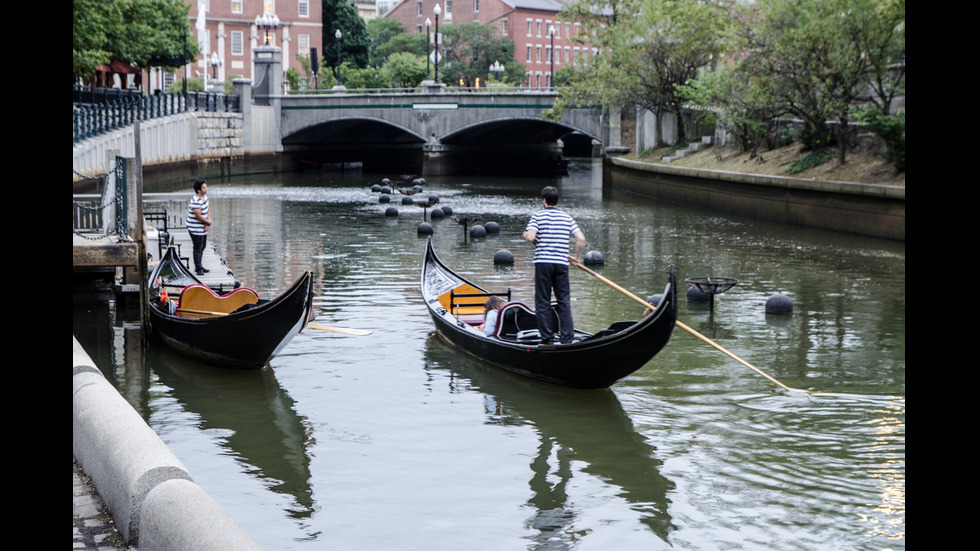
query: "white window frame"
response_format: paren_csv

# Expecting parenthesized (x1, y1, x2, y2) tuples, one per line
(231, 30, 244, 55)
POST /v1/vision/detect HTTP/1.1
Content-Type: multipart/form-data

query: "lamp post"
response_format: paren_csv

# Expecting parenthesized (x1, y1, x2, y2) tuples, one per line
(489, 60, 504, 84)
(425, 18, 431, 81)
(335, 29, 343, 87)
(433, 3, 441, 84)
(254, 11, 280, 46)
(548, 24, 556, 90)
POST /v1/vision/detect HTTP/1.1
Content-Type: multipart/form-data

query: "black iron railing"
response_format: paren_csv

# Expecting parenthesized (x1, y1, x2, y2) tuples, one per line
(73, 87, 241, 144)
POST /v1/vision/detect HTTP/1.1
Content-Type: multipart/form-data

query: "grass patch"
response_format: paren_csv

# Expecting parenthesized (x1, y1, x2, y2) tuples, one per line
(787, 148, 836, 174)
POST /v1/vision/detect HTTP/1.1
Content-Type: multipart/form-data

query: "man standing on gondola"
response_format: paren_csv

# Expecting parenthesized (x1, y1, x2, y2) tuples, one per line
(523, 186, 586, 344)
(187, 178, 212, 275)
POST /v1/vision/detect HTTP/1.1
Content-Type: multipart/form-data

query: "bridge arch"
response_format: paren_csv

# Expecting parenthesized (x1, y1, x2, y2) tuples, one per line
(278, 92, 603, 175)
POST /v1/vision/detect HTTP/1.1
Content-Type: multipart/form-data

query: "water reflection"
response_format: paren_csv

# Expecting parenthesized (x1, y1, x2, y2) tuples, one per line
(146, 347, 315, 519)
(424, 334, 675, 548)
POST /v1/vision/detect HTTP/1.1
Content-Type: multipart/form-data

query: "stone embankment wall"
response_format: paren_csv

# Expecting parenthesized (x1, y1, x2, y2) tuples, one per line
(73, 111, 245, 183)
(607, 156, 905, 241)
(73, 337, 262, 550)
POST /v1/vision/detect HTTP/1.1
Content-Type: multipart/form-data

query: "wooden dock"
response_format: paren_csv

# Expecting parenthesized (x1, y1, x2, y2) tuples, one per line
(146, 225, 239, 292)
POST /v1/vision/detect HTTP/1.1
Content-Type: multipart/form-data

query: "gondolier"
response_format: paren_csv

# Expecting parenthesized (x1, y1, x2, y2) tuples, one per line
(187, 178, 212, 275)
(523, 186, 586, 344)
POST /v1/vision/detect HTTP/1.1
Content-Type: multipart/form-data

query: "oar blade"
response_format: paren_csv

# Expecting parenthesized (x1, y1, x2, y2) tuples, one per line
(306, 324, 373, 336)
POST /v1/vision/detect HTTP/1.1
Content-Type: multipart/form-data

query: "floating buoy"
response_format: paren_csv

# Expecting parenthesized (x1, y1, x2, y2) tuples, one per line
(402, 196, 415, 205)
(430, 207, 445, 219)
(485, 221, 500, 234)
(766, 293, 793, 314)
(583, 250, 604, 265)
(686, 286, 710, 302)
(646, 294, 664, 307)
(413, 178, 425, 186)
(428, 195, 440, 204)
(371, 184, 381, 192)
(380, 186, 392, 194)
(418, 222, 434, 234)
(379, 194, 390, 203)
(440, 206, 453, 216)
(385, 207, 398, 217)
(470, 224, 487, 237)
(381, 178, 391, 185)
(493, 249, 514, 264)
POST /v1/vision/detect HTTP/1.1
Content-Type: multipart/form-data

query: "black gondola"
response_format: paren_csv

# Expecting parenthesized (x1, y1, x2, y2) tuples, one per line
(420, 239, 676, 389)
(148, 247, 314, 369)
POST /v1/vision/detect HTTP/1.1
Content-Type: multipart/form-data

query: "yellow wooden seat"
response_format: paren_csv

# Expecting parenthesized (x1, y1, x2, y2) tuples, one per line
(177, 284, 260, 316)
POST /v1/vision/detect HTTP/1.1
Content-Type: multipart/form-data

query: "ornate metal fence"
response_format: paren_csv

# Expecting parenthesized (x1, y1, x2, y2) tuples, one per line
(73, 88, 241, 144)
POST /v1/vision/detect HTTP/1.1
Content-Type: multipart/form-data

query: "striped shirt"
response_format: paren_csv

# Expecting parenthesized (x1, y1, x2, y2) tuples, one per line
(187, 194, 209, 235)
(526, 207, 580, 265)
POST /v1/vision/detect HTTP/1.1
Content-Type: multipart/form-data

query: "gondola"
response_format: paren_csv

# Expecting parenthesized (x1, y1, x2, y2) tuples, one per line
(420, 239, 676, 389)
(148, 246, 315, 369)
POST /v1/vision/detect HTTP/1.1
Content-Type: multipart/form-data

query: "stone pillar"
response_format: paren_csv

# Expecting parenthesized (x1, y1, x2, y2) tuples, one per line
(252, 45, 282, 106)
(603, 108, 630, 156)
(233, 78, 252, 153)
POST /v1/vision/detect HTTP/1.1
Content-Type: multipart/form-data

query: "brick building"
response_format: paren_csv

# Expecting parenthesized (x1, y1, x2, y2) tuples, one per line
(161, 1, 323, 92)
(382, 0, 594, 89)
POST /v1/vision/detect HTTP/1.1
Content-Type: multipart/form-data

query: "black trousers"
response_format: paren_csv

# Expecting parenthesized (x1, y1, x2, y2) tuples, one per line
(534, 263, 574, 343)
(189, 232, 207, 272)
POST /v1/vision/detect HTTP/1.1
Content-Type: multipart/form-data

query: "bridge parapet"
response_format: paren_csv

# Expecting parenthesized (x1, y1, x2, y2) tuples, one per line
(280, 92, 601, 144)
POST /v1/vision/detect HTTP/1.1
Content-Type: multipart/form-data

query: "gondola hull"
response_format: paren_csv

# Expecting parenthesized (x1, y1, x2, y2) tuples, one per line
(421, 239, 676, 389)
(148, 248, 314, 369)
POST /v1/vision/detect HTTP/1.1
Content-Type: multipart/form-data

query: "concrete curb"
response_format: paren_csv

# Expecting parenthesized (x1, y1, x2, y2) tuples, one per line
(72, 337, 262, 550)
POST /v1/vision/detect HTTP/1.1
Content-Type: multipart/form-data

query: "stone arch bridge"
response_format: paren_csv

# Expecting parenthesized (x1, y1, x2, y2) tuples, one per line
(278, 92, 605, 175)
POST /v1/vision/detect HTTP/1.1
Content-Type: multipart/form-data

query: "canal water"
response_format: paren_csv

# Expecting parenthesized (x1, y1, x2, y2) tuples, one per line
(73, 159, 905, 550)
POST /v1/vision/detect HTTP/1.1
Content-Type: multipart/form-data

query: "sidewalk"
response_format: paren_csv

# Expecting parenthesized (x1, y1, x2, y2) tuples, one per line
(73, 458, 126, 551)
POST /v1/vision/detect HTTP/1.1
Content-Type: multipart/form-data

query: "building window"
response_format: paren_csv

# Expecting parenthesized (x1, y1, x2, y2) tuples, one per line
(298, 0, 308, 17)
(232, 0, 242, 14)
(536, 20, 542, 36)
(502, 19, 507, 36)
(298, 34, 310, 55)
(565, 23, 570, 38)
(545, 46, 551, 63)
(417, 1, 423, 16)
(446, 0, 452, 14)
(474, 0, 479, 12)
(526, 45, 532, 62)
(526, 19, 532, 36)
(231, 31, 243, 55)
(536, 45, 541, 62)
(564, 46, 570, 64)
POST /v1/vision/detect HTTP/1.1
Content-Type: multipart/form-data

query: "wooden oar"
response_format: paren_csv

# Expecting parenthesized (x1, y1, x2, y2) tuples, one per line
(568, 257, 805, 394)
(306, 324, 373, 336)
(176, 308, 373, 336)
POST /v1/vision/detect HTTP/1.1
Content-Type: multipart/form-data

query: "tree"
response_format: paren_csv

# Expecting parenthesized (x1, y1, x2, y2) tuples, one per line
(322, 0, 370, 73)
(73, 0, 196, 83)
(737, 0, 900, 165)
(554, 0, 731, 145)
(367, 18, 408, 68)
(73, 0, 123, 81)
(441, 23, 517, 87)
(679, 64, 785, 157)
(381, 53, 428, 88)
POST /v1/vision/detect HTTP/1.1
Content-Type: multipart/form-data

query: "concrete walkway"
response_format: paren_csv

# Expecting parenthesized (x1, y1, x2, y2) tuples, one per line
(74, 458, 126, 550)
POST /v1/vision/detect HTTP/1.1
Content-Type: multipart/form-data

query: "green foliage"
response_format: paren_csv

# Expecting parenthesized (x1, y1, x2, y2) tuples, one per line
(367, 18, 409, 67)
(680, 64, 783, 155)
(787, 148, 835, 174)
(168, 76, 204, 93)
(323, 0, 370, 70)
(857, 107, 905, 173)
(441, 23, 517, 87)
(285, 67, 302, 90)
(798, 121, 833, 151)
(556, 0, 731, 145)
(381, 53, 428, 88)
(73, 0, 198, 81)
